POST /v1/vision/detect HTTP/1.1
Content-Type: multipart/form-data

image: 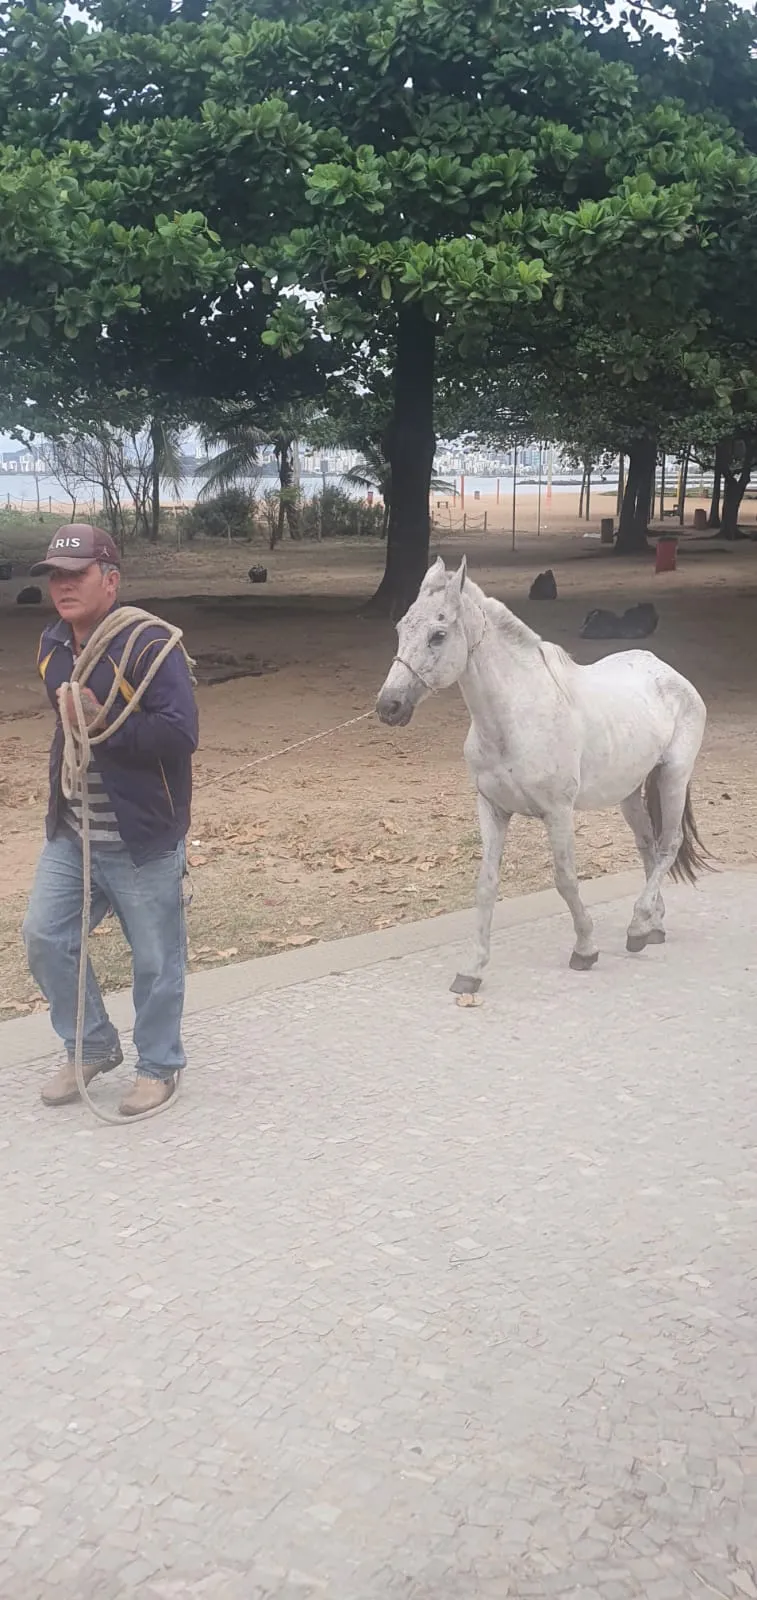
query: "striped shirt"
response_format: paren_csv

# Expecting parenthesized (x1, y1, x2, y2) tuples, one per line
(63, 763, 122, 845)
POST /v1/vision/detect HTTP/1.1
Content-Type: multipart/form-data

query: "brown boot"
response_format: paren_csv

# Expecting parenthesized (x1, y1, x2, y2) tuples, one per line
(41, 1046, 123, 1108)
(118, 1073, 176, 1117)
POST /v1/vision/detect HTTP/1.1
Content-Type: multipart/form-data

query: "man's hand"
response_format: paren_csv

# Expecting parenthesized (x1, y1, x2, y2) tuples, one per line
(57, 686, 102, 727)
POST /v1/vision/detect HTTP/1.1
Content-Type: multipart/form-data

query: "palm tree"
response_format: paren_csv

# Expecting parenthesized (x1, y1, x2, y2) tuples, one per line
(266, 402, 317, 543)
(197, 401, 322, 545)
(342, 444, 453, 539)
(196, 407, 266, 488)
(341, 444, 392, 538)
(148, 417, 185, 542)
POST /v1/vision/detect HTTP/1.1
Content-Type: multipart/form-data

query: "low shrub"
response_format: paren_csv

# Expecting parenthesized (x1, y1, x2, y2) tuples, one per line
(181, 488, 257, 541)
(300, 486, 386, 539)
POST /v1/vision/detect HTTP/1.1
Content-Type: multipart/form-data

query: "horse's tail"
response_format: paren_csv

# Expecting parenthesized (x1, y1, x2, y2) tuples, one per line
(645, 767, 712, 886)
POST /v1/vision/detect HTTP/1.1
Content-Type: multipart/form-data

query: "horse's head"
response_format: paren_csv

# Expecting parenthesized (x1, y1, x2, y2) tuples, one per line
(376, 557, 472, 726)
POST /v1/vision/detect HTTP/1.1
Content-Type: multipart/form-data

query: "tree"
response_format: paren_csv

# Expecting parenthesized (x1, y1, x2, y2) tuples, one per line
(342, 445, 392, 540)
(0, 0, 335, 532)
(196, 398, 323, 542)
(34, 416, 186, 542)
(444, 90, 757, 554)
(145, 418, 183, 541)
(589, 1, 757, 539)
(196, 408, 266, 497)
(253, 5, 688, 607)
(342, 441, 454, 541)
(706, 427, 757, 540)
(4, 0, 757, 597)
(435, 313, 752, 554)
(38, 436, 88, 522)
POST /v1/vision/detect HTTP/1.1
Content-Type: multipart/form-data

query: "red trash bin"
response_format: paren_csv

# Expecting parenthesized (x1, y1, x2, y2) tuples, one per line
(655, 536, 678, 574)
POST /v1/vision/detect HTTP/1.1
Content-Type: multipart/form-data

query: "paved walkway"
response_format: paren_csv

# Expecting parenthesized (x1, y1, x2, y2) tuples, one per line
(1, 871, 757, 1600)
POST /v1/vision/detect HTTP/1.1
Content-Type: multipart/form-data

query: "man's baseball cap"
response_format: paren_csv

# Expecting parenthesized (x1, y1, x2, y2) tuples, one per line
(30, 524, 121, 576)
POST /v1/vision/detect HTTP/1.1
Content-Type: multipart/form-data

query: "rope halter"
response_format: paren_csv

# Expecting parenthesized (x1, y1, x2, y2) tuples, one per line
(391, 606, 487, 694)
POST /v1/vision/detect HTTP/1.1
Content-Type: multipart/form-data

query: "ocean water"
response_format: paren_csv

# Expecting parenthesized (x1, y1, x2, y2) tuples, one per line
(0, 470, 592, 515)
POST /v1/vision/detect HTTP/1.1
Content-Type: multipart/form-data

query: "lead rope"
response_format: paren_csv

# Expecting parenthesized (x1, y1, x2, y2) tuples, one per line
(57, 606, 376, 1127)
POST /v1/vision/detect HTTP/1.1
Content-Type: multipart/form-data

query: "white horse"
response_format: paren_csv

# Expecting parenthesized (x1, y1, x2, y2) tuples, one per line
(376, 558, 708, 992)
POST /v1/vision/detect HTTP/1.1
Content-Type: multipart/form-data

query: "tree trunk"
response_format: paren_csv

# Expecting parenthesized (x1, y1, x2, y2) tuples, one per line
(149, 417, 161, 543)
(275, 439, 302, 540)
(708, 441, 727, 528)
(616, 454, 625, 516)
(716, 436, 756, 539)
(678, 445, 690, 526)
(271, 444, 286, 546)
(274, 494, 286, 548)
(720, 469, 751, 540)
(102, 480, 115, 535)
(616, 437, 656, 554)
(367, 304, 436, 618)
(289, 437, 302, 536)
(285, 500, 301, 538)
(708, 471, 722, 528)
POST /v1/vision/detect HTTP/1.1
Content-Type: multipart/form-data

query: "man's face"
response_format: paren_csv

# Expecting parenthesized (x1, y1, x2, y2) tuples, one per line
(48, 563, 120, 634)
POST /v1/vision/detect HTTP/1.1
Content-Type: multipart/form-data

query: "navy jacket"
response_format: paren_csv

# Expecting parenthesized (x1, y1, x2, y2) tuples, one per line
(38, 608, 199, 864)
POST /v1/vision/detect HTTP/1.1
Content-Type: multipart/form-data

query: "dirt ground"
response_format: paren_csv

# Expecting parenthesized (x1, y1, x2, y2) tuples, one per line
(1, 488, 756, 1017)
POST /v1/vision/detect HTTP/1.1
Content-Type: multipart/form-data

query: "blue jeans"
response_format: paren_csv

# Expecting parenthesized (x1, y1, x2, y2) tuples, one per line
(23, 830, 187, 1081)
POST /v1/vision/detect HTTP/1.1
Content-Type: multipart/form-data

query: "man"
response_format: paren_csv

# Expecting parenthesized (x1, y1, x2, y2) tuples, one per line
(22, 524, 199, 1116)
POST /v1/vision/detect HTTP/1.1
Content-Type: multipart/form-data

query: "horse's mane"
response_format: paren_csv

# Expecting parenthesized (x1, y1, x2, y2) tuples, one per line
(465, 577, 574, 698)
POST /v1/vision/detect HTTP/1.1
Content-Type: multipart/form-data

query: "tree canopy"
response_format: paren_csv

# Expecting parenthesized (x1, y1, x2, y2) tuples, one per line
(2, 0, 757, 596)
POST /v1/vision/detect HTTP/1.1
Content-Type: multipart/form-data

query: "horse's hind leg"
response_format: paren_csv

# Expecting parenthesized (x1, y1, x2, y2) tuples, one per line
(626, 764, 689, 952)
(451, 794, 511, 994)
(621, 788, 666, 948)
(545, 807, 599, 971)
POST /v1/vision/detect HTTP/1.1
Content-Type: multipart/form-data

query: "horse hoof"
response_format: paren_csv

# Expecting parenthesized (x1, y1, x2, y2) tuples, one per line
(450, 973, 482, 995)
(646, 928, 666, 946)
(569, 951, 599, 972)
(626, 932, 651, 953)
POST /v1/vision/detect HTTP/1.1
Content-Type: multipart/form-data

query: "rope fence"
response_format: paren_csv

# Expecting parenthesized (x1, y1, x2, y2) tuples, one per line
(0, 494, 197, 517)
(431, 505, 490, 535)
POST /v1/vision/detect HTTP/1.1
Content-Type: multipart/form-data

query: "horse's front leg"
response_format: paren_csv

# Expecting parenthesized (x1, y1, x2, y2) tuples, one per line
(451, 794, 511, 994)
(545, 807, 599, 972)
